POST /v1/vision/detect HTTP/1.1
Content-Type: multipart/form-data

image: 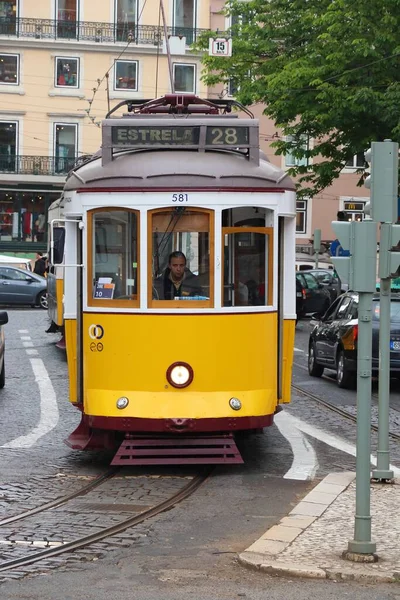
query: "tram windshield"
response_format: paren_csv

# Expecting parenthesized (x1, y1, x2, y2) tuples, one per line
(222, 208, 273, 307)
(89, 209, 139, 306)
(150, 207, 213, 307)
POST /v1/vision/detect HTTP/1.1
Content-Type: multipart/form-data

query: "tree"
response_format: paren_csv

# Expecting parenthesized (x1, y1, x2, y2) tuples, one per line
(200, 0, 400, 196)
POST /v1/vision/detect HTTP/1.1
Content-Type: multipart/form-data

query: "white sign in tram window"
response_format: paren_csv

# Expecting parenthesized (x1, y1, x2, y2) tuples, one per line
(208, 38, 232, 57)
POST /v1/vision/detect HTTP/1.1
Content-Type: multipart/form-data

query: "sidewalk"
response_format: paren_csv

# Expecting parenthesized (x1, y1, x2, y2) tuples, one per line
(239, 472, 400, 583)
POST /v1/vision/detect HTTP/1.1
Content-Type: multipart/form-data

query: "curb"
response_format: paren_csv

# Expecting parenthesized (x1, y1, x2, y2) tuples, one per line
(238, 472, 400, 583)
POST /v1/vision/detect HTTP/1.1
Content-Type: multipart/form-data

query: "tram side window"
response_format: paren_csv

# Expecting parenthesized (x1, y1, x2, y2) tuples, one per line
(150, 208, 213, 306)
(222, 208, 273, 308)
(90, 209, 138, 303)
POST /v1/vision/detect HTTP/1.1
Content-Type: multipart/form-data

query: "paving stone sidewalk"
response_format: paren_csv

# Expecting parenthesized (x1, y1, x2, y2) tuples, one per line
(239, 472, 400, 583)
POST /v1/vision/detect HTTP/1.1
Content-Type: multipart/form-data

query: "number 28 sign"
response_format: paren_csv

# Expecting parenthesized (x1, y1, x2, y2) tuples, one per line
(208, 37, 232, 57)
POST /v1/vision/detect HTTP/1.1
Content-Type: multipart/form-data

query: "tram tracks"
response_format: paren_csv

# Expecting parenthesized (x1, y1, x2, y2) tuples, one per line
(0, 468, 212, 575)
(292, 382, 400, 443)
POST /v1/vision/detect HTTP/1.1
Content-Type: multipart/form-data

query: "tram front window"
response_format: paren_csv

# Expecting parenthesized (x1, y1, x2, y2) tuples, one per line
(90, 209, 139, 305)
(222, 208, 273, 307)
(150, 208, 213, 307)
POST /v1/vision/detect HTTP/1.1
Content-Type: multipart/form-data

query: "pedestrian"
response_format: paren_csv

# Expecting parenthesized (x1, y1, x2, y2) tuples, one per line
(33, 252, 47, 276)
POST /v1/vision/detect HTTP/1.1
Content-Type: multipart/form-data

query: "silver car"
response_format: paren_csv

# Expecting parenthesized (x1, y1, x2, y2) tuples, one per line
(0, 266, 47, 309)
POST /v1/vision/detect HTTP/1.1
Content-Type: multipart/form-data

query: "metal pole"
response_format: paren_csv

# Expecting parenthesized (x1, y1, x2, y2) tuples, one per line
(159, 0, 174, 93)
(372, 225, 394, 480)
(347, 291, 377, 556)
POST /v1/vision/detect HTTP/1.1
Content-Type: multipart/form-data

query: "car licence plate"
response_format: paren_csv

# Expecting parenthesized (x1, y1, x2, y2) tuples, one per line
(390, 340, 400, 350)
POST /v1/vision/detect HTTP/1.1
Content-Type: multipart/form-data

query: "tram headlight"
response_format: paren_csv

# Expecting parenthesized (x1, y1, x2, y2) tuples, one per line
(166, 362, 194, 389)
(116, 396, 129, 409)
(229, 397, 242, 411)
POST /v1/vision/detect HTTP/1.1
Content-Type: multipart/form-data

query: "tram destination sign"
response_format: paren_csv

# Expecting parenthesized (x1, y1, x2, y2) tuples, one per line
(111, 124, 250, 148)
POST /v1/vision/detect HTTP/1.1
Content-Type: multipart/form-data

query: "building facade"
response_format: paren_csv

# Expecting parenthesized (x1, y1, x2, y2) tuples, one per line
(0, 0, 208, 255)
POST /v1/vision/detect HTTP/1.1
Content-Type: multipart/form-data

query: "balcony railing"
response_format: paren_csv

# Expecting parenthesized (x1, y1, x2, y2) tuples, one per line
(0, 17, 206, 45)
(0, 155, 78, 176)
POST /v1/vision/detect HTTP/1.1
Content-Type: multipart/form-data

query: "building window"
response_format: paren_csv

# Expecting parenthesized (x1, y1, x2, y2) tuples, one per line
(345, 153, 366, 169)
(285, 135, 308, 168)
(342, 200, 366, 222)
(54, 123, 77, 173)
(0, 54, 19, 85)
(56, 0, 77, 39)
(115, 0, 137, 42)
(173, 0, 196, 42)
(0, 121, 17, 172)
(0, 1, 18, 34)
(55, 57, 79, 88)
(114, 60, 137, 90)
(296, 200, 307, 234)
(173, 63, 195, 93)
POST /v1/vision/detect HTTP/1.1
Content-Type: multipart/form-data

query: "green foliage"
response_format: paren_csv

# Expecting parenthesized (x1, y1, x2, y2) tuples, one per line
(199, 0, 400, 196)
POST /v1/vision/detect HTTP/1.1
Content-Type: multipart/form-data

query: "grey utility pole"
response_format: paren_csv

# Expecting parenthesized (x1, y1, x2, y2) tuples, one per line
(313, 229, 321, 269)
(332, 219, 378, 559)
(365, 140, 399, 482)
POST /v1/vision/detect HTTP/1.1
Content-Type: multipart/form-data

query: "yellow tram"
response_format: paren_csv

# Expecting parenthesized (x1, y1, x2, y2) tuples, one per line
(49, 94, 296, 465)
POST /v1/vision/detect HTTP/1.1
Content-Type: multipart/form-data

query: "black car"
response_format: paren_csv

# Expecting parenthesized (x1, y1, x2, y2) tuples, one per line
(296, 271, 332, 319)
(308, 292, 400, 388)
(306, 269, 342, 303)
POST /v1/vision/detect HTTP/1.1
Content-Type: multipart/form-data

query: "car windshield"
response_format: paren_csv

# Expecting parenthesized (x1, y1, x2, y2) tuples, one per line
(372, 300, 400, 322)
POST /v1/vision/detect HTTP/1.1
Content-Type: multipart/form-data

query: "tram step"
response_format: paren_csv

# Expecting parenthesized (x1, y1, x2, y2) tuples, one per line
(111, 434, 244, 465)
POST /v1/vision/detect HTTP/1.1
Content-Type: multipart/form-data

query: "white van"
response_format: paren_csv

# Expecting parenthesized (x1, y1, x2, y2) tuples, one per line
(0, 255, 33, 271)
(295, 253, 333, 272)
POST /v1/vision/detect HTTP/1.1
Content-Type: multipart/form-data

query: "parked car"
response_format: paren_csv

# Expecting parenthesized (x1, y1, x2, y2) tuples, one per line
(0, 266, 47, 309)
(308, 292, 400, 388)
(306, 269, 342, 303)
(0, 255, 32, 271)
(296, 271, 332, 319)
(0, 311, 8, 388)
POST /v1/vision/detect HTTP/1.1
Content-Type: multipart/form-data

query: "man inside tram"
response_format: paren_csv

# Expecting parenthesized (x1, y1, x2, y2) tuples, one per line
(154, 251, 203, 300)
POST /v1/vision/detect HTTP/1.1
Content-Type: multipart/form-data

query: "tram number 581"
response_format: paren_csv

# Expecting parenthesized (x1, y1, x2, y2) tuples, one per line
(172, 193, 189, 203)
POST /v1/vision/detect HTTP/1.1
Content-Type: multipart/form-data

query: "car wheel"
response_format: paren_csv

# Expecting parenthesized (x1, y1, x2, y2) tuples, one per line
(308, 342, 324, 377)
(0, 358, 5, 389)
(37, 291, 48, 310)
(336, 350, 355, 389)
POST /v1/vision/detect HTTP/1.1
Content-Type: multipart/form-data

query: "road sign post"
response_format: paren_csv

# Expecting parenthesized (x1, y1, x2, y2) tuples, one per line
(313, 229, 321, 269)
(332, 220, 377, 559)
(365, 140, 399, 482)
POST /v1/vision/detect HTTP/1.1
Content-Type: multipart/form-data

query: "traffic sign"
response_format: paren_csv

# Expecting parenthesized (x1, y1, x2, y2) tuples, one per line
(208, 38, 232, 57)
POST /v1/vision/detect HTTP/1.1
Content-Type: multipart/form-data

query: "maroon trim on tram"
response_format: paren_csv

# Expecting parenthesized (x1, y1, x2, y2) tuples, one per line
(66, 414, 275, 450)
(76, 186, 289, 194)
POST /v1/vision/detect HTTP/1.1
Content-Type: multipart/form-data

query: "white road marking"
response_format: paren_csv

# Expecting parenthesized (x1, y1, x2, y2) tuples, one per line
(21, 336, 31, 341)
(284, 411, 400, 476)
(1, 358, 59, 448)
(25, 349, 39, 356)
(18, 329, 29, 333)
(294, 347, 304, 352)
(22, 341, 34, 348)
(274, 411, 318, 481)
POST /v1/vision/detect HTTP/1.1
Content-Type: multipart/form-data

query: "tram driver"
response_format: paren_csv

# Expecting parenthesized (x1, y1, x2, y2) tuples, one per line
(153, 251, 203, 300)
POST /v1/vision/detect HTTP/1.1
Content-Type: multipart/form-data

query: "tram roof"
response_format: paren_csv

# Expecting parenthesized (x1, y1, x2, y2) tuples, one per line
(64, 149, 295, 192)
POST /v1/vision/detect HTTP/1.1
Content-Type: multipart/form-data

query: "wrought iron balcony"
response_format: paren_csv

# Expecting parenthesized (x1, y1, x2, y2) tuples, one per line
(0, 17, 206, 45)
(0, 155, 78, 176)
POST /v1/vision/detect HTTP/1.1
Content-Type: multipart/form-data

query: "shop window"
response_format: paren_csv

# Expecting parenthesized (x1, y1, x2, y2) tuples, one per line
(0, 191, 58, 245)
(150, 207, 213, 307)
(296, 200, 307, 234)
(0, 54, 19, 85)
(0, 1, 17, 35)
(54, 123, 77, 173)
(55, 57, 79, 88)
(222, 207, 273, 307)
(0, 191, 16, 241)
(0, 121, 17, 172)
(115, 0, 137, 42)
(114, 60, 137, 90)
(173, 64, 195, 93)
(89, 209, 139, 307)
